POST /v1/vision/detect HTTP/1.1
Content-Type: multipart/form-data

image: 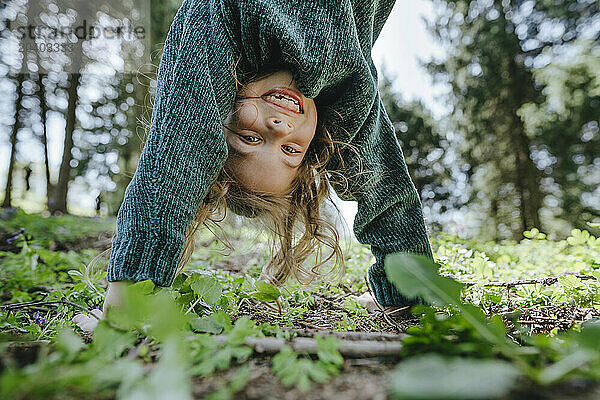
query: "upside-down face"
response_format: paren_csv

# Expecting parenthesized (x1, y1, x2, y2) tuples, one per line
(222, 70, 318, 195)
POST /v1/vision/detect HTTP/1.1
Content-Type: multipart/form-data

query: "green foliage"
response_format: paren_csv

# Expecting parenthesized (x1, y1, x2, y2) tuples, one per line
(272, 346, 331, 392)
(202, 364, 251, 400)
(251, 280, 281, 303)
(402, 305, 496, 359)
(426, 0, 600, 239)
(190, 274, 223, 305)
(435, 229, 600, 309)
(385, 253, 464, 307)
(315, 335, 344, 368)
(271, 335, 343, 393)
(188, 318, 258, 377)
(2, 213, 600, 398)
(385, 253, 516, 352)
(118, 337, 192, 400)
(385, 252, 600, 396)
(0, 209, 114, 246)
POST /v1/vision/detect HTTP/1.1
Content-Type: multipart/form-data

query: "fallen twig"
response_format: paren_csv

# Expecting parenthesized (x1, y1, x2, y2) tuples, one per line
(465, 274, 597, 288)
(517, 319, 582, 325)
(296, 320, 326, 330)
(285, 328, 405, 342)
(210, 335, 403, 359)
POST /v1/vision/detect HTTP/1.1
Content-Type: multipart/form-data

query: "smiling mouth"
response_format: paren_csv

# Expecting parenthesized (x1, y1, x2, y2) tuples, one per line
(261, 87, 304, 114)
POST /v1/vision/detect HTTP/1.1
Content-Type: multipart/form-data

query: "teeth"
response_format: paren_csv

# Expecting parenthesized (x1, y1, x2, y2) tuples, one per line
(265, 93, 301, 112)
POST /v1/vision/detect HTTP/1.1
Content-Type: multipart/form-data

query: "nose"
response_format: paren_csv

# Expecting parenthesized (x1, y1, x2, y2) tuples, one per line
(266, 116, 294, 136)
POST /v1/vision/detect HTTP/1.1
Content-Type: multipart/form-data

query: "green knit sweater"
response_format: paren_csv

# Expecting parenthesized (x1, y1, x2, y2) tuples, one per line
(107, 0, 434, 306)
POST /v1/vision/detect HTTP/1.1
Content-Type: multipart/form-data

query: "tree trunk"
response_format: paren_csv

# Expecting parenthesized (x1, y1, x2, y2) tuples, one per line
(490, 195, 499, 241)
(2, 73, 25, 208)
(513, 123, 542, 233)
(507, 57, 543, 237)
(36, 72, 52, 206)
(50, 72, 80, 214)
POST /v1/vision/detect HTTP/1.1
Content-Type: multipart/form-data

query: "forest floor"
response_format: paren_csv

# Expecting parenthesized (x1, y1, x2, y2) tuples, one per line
(1, 209, 599, 399)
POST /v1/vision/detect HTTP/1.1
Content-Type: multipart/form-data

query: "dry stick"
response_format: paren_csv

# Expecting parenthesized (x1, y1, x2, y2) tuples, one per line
(1, 300, 100, 320)
(255, 299, 280, 314)
(517, 319, 582, 325)
(285, 328, 406, 342)
(363, 276, 406, 332)
(37, 311, 63, 341)
(297, 320, 325, 330)
(212, 335, 403, 359)
(465, 274, 597, 288)
(380, 311, 403, 332)
(384, 306, 411, 316)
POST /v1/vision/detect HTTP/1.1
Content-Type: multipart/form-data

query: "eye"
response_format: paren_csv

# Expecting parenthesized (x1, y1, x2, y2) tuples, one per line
(240, 135, 260, 143)
(283, 145, 301, 154)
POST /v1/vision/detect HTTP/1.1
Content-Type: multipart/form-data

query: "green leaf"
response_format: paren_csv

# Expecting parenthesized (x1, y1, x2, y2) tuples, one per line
(537, 349, 595, 385)
(87, 322, 137, 361)
(567, 229, 591, 246)
(315, 335, 344, 367)
(225, 316, 261, 346)
(385, 253, 515, 352)
(191, 276, 223, 305)
(118, 337, 192, 400)
(211, 311, 233, 332)
(471, 257, 493, 279)
(252, 281, 281, 302)
(188, 315, 224, 334)
(105, 283, 187, 342)
(271, 344, 337, 392)
(131, 279, 156, 295)
(569, 322, 600, 351)
(56, 327, 85, 360)
(390, 354, 520, 399)
(384, 252, 463, 306)
(558, 275, 583, 290)
(171, 273, 189, 292)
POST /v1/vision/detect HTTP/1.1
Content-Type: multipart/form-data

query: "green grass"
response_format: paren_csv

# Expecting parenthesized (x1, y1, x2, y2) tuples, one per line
(0, 209, 114, 247)
(0, 211, 599, 399)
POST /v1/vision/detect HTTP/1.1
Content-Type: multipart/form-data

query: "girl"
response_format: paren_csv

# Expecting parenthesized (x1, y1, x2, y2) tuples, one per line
(75, 0, 434, 329)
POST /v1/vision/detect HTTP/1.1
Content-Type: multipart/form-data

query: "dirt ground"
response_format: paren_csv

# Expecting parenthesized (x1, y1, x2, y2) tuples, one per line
(192, 357, 600, 400)
(193, 358, 391, 400)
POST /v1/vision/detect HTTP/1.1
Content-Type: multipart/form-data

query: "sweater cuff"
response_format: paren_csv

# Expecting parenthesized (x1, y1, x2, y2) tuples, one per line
(107, 231, 183, 287)
(367, 261, 427, 307)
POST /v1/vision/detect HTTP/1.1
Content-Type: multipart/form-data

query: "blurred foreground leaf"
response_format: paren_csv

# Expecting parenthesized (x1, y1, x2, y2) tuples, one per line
(384, 253, 513, 349)
(384, 253, 463, 306)
(390, 354, 520, 399)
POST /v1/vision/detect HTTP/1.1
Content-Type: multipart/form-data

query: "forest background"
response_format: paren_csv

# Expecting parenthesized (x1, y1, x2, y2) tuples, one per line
(0, 0, 598, 242)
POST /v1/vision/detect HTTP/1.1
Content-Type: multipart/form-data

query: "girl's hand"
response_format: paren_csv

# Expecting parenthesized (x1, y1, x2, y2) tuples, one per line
(72, 281, 130, 333)
(353, 292, 411, 315)
(354, 292, 381, 313)
(72, 308, 103, 333)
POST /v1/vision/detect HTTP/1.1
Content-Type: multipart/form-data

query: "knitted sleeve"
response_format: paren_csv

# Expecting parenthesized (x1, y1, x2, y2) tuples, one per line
(342, 91, 435, 307)
(225, 0, 435, 306)
(325, 0, 435, 306)
(106, 0, 237, 286)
